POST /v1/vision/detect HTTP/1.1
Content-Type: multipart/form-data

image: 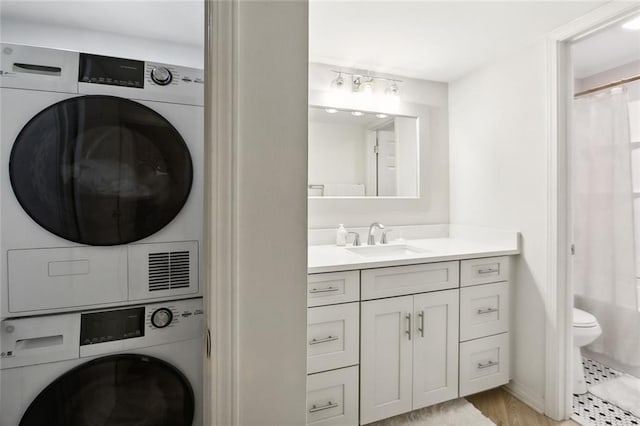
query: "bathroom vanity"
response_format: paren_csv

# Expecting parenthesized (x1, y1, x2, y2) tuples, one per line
(306, 235, 519, 425)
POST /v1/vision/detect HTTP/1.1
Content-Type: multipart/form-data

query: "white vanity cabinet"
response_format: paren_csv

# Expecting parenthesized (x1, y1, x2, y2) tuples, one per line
(307, 271, 361, 426)
(360, 289, 459, 424)
(458, 256, 510, 397)
(306, 255, 513, 426)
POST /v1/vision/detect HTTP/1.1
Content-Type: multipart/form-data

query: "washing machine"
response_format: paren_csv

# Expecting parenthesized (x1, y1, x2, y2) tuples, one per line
(0, 297, 203, 426)
(0, 44, 204, 319)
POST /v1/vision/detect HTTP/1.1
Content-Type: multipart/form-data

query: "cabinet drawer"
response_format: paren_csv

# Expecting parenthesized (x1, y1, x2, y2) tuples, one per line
(308, 303, 359, 374)
(459, 333, 510, 397)
(460, 256, 510, 287)
(361, 261, 459, 300)
(308, 271, 360, 307)
(460, 282, 509, 341)
(307, 366, 359, 426)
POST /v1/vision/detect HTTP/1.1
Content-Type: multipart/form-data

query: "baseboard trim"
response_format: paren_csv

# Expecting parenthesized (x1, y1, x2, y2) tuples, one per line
(504, 381, 545, 414)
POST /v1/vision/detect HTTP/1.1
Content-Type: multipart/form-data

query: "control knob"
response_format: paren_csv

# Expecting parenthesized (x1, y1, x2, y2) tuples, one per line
(151, 307, 173, 328)
(150, 67, 173, 86)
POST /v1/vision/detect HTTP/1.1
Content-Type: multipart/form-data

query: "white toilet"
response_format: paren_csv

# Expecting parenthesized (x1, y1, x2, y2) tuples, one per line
(573, 308, 602, 394)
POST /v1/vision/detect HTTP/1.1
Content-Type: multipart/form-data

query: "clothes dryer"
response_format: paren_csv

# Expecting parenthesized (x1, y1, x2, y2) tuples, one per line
(0, 44, 204, 318)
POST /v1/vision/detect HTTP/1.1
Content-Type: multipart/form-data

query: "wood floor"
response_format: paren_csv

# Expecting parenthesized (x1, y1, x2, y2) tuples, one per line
(466, 387, 579, 426)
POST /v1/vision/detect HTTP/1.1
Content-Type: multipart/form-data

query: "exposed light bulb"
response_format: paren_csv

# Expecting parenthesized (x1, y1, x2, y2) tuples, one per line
(351, 111, 363, 117)
(331, 73, 345, 90)
(622, 15, 640, 30)
(376, 113, 388, 119)
(385, 82, 400, 97)
(362, 78, 374, 95)
(352, 76, 362, 92)
(325, 108, 338, 114)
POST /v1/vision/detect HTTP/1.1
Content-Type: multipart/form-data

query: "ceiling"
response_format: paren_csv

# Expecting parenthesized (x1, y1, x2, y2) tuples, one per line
(1, 0, 627, 83)
(309, 1, 608, 82)
(0, 0, 204, 47)
(572, 13, 640, 78)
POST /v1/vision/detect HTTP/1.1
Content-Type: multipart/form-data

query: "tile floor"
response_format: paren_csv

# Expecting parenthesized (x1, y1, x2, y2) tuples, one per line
(572, 358, 640, 426)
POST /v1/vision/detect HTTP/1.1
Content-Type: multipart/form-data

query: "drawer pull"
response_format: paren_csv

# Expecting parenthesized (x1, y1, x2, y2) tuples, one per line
(406, 313, 412, 340)
(478, 268, 498, 274)
(477, 307, 499, 315)
(309, 286, 340, 294)
(309, 335, 339, 345)
(309, 401, 339, 413)
(477, 360, 499, 369)
(418, 310, 425, 338)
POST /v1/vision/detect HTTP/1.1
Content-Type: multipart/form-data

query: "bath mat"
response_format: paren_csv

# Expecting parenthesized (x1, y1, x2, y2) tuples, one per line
(367, 398, 495, 426)
(589, 374, 640, 418)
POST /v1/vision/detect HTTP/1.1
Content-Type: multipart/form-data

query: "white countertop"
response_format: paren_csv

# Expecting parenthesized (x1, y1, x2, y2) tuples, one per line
(308, 237, 520, 274)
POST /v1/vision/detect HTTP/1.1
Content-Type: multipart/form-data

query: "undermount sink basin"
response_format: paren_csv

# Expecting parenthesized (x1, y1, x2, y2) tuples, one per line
(346, 244, 427, 258)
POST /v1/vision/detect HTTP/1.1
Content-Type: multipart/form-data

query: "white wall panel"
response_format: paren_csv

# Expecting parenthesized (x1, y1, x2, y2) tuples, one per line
(449, 41, 549, 407)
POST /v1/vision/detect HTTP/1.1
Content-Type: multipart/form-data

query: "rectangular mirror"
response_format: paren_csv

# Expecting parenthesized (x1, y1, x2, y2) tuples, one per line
(308, 106, 419, 197)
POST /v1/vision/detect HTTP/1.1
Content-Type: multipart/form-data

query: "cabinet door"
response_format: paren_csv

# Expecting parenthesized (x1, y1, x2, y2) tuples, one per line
(412, 289, 459, 409)
(360, 296, 413, 424)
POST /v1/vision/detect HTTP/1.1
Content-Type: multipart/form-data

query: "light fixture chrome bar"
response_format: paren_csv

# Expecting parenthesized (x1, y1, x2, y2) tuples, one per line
(331, 69, 403, 83)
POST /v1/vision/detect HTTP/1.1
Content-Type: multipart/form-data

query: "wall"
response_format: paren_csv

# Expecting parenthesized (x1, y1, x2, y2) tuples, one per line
(449, 41, 549, 410)
(0, 19, 203, 68)
(308, 62, 449, 229)
(235, 1, 308, 425)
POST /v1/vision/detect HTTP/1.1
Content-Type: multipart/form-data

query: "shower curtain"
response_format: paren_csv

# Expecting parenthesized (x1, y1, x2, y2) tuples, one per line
(573, 87, 640, 371)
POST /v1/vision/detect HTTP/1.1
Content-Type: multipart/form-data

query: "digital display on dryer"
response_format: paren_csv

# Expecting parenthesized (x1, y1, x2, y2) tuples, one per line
(80, 307, 145, 345)
(79, 53, 144, 88)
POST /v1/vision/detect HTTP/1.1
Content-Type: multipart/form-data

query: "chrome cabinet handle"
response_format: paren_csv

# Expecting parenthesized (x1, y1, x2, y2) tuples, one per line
(477, 307, 499, 315)
(309, 401, 338, 413)
(309, 286, 340, 294)
(309, 335, 339, 345)
(418, 310, 425, 337)
(478, 267, 498, 274)
(405, 313, 412, 340)
(477, 360, 499, 369)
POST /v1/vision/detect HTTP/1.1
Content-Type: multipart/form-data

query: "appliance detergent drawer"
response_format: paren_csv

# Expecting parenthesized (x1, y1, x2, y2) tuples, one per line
(459, 333, 510, 397)
(361, 261, 459, 300)
(308, 271, 359, 307)
(307, 366, 359, 426)
(460, 256, 510, 287)
(8, 247, 127, 313)
(460, 281, 509, 341)
(307, 302, 359, 374)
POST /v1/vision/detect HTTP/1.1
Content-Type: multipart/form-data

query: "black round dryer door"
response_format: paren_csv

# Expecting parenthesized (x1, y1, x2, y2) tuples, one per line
(9, 95, 193, 246)
(20, 354, 195, 426)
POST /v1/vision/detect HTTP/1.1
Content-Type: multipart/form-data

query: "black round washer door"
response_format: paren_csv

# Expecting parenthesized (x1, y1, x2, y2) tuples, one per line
(20, 354, 195, 426)
(9, 95, 193, 246)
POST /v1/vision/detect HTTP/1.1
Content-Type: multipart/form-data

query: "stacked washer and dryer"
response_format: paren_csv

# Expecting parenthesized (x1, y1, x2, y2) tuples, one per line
(0, 44, 204, 426)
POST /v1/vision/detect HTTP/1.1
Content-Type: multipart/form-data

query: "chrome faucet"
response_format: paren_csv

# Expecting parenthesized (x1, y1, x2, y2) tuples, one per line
(367, 222, 384, 246)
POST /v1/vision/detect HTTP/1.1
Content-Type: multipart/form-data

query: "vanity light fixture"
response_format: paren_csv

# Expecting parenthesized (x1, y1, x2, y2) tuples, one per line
(376, 113, 388, 119)
(325, 108, 338, 114)
(330, 70, 402, 97)
(622, 15, 640, 30)
(351, 111, 364, 117)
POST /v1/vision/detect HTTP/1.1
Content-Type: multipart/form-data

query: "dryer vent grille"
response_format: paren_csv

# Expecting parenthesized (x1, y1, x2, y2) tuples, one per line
(148, 251, 190, 291)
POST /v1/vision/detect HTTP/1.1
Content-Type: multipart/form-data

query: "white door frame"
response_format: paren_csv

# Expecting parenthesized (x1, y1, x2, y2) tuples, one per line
(544, 2, 640, 421)
(204, 0, 237, 425)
